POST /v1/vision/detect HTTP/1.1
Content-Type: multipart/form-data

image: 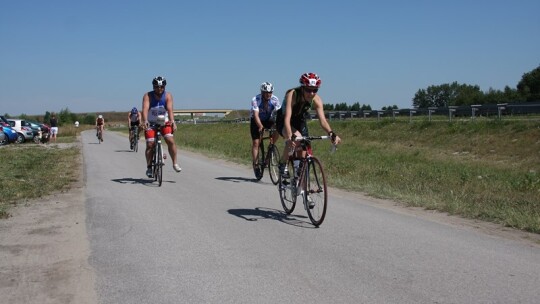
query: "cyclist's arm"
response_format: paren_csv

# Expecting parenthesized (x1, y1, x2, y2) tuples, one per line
(283, 90, 295, 141)
(141, 93, 150, 128)
(165, 92, 176, 131)
(313, 96, 341, 144)
(251, 98, 264, 131)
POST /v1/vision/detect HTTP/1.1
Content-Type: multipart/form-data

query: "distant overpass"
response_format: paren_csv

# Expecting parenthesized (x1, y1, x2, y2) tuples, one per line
(173, 109, 233, 120)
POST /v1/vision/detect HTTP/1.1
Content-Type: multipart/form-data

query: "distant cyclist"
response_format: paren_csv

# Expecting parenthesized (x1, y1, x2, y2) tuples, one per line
(276, 72, 341, 177)
(250, 82, 281, 177)
(95, 114, 105, 142)
(128, 107, 141, 149)
(141, 76, 182, 177)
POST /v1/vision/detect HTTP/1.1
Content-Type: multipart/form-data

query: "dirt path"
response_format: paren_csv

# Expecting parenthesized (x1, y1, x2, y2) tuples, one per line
(0, 142, 97, 304)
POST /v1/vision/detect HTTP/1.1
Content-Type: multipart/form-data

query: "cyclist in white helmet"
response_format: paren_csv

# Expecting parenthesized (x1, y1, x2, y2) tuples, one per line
(95, 114, 105, 142)
(250, 82, 281, 177)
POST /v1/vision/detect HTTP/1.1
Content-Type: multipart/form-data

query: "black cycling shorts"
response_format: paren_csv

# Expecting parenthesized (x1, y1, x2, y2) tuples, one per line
(250, 118, 274, 140)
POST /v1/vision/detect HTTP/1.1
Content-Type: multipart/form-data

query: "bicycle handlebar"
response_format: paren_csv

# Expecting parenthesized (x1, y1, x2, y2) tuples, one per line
(291, 135, 337, 154)
(292, 135, 331, 141)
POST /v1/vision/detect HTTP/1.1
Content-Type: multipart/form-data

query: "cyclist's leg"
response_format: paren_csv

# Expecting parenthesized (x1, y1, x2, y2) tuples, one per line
(162, 123, 181, 172)
(145, 127, 156, 176)
(249, 119, 262, 169)
(129, 123, 134, 142)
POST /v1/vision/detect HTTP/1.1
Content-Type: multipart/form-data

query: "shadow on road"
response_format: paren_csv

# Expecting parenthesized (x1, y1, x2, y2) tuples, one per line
(114, 150, 134, 153)
(227, 207, 316, 228)
(215, 176, 259, 183)
(111, 177, 176, 186)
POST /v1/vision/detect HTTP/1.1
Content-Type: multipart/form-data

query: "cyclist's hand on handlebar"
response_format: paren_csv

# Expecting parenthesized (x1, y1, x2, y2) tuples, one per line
(328, 131, 341, 145)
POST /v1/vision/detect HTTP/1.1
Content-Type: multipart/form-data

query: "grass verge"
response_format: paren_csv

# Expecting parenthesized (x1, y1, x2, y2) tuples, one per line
(0, 141, 80, 218)
(175, 119, 540, 233)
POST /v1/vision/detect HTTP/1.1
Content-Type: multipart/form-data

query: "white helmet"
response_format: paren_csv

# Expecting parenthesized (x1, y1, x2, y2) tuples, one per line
(98, 115, 103, 119)
(260, 82, 274, 93)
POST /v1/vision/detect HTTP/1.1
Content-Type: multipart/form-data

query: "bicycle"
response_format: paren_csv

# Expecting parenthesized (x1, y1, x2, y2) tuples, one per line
(278, 135, 334, 227)
(130, 125, 139, 152)
(254, 128, 281, 184)
(149, 115, 166, 186)
(96, 127, 103, 143)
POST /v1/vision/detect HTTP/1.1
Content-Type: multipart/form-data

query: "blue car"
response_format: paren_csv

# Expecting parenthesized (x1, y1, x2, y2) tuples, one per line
(0, 123, 18, 145)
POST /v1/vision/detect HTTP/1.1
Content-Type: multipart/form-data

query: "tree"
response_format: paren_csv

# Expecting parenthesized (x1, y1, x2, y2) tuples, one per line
(517, 65, 540, 101)
(323, 103, 334, 111)
(350, 102, 360, 111)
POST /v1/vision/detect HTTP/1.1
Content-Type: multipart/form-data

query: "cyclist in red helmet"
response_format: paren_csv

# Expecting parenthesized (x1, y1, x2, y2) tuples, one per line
(275, 72, 342, 177)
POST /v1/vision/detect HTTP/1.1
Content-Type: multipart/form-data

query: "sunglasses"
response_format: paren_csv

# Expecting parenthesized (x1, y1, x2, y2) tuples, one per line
(153, 85, 165, 89)
(304, 87, 319, 93)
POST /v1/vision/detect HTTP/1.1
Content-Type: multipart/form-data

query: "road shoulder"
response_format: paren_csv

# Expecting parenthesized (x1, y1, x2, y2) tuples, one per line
(0, 141, 97, 304)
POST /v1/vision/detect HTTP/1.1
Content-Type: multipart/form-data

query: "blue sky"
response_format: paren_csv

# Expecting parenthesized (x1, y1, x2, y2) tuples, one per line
(1, 0, 539, 116)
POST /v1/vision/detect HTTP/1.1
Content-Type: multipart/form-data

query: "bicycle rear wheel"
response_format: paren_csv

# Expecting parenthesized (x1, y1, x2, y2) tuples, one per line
(304, 157, 327, 226)
(268, 144, 280, 185)
(255, 144, 265, 180)
(278, 159, 296, 214)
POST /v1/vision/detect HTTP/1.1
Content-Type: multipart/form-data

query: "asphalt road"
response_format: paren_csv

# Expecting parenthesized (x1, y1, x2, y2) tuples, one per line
(82, 130, 540, 304)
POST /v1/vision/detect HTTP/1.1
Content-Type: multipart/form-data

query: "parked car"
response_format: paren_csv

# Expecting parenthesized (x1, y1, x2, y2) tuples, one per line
(27, 119, 50, 143)
(0, 122, 18, 145)
(6, 118, 36, 143)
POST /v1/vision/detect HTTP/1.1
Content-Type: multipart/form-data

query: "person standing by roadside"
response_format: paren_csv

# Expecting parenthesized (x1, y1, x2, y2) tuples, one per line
(141, 76, 182, 177)
(49, 113, 58, 143)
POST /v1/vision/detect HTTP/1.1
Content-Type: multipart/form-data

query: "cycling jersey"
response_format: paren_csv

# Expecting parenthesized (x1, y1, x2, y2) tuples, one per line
(250, 94, 281, 122)
(96, 118, 104, 125)
(147, 91, 169, 124)
(129, 112, 139, 123)
(276, 87, 314, 136)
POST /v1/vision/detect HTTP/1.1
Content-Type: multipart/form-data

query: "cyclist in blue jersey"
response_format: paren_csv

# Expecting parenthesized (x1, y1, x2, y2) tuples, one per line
(141, 76, 182, 177)
(250, 82, 281, 177)
(128, 107, 141, 149)
(275, 72, 341, 177)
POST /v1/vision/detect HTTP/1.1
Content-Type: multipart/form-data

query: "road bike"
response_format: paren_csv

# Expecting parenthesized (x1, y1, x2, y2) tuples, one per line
(278, 135, 334, 227)
(254, 128, 280, 184)
(96, 127, 103, 143)
(130, 125, 139, 152)
(149, 116, 166, 186)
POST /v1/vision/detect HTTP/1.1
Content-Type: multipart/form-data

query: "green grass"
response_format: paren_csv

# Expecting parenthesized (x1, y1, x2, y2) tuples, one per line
(0, 144, 79, 218)
(175, 119, 540, 233)
(4, 118, 540, 233)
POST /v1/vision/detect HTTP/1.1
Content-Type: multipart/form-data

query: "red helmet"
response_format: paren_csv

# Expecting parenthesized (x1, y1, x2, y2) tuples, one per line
(299, 72, 321, 87)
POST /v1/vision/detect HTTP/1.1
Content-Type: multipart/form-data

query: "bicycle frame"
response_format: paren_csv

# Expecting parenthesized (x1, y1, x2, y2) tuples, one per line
(279, 135, 332, 226)
(256, 128, 280, 184)
(150, 124, 164, 186)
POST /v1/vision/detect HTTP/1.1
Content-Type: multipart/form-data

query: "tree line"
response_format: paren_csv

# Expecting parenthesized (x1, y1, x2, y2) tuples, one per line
(413, 65, 540, 108)
(321, 65, 540, 111)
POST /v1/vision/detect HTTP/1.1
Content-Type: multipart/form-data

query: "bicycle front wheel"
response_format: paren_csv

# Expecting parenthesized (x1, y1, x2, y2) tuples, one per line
(304, 157, 328, 226)
(268, 144, 280, 185)
(278, 159, 296, 214)
(133, 131, 138, 153)
(156, 143, 163, 186)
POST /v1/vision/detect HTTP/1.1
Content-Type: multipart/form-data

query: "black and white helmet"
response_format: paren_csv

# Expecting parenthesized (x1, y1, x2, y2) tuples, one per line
(152, 76, 167, 86)
(260, 82, 274, 93)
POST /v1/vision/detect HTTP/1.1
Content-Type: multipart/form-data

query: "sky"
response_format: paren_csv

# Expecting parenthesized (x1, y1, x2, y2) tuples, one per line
(1, 0, 539, 116)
